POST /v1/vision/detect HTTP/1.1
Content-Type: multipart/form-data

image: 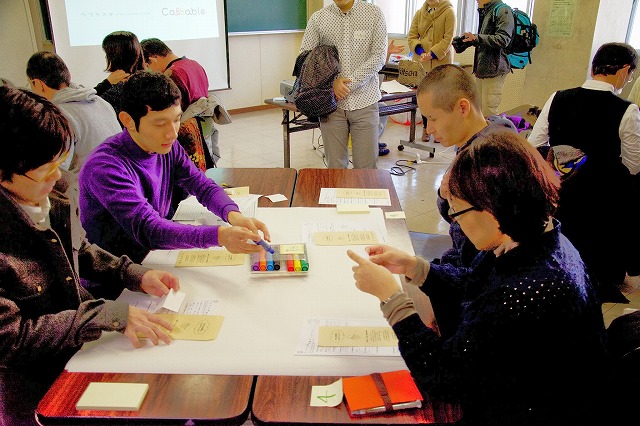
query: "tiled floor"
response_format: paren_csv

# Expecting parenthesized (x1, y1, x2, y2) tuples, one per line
(216, 107, 453, 235)
(216, 107, 640, 327)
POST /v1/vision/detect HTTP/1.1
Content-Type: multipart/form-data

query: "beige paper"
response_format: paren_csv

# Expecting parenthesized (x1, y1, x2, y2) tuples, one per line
(156, 314, 224, 341)
(313, 231, 378, 246)
(225, 186, 250, 196)
(76, 382, 149, 411)
(279, 243, 306, 254)
(317, 326, 398, 347)
(336, 204, 370, 214)
(175, 250, 245, 267)
(335, 188, 389, 199)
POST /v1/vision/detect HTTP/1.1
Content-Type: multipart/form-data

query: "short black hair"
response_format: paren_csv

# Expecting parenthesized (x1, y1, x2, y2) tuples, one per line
(0, 86, 72, 181)
(140, 38, 172, 61)
(448, 131, 560, 243)
(592, 42, 637, 76)
(102, 31, 145, 74)
(120, 71, 181, 129)
(26, 51, 71, 89)
(416, 64, 481, 112)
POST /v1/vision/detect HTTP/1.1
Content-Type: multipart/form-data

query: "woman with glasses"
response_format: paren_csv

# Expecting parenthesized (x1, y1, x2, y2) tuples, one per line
(348, 131, 608, 425)
(0, 86, 180, 389)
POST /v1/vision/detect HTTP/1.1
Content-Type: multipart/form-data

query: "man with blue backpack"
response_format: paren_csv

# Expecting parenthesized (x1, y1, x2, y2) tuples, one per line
(460, 0, 514, 117)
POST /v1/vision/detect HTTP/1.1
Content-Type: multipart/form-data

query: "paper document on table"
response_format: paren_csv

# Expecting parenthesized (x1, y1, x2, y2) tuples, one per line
(313, 231, 379, 246)
(317, 326, 398, 347)
(172, 194, 259, 224)
(117, 289, 222, 315)
(319, 188, 391, 206)
(175, 249, 245, 267)
(302, 221, 387, 244)
(381, 80, 413, 93)
(296, 319, 401, 356)
(151, 314, 224, 341)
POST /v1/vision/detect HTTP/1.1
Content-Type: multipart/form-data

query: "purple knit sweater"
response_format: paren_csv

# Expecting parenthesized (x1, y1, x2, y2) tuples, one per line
(78, 129, 239, 262)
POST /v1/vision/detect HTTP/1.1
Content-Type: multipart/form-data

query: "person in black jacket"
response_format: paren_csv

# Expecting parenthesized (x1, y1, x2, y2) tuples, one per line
(528, 42, 640, 303)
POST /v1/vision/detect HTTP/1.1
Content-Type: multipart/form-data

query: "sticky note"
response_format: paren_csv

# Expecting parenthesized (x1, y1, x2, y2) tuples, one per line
(336, 204, 370, 214)
(224, 186, 250, 196)
(385, 211, 406, 219)
(310, 379, 343, 407)
(76, 382, 149, 411)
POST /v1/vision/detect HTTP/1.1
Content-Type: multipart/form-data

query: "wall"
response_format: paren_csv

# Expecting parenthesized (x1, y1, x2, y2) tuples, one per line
(523, 0, 632, 108)
(214, 32, 303, 110)
(0, 0, 38, 85)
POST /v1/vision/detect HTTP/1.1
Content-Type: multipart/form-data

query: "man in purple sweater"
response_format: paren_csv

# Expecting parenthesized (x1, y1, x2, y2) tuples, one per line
(79, 71, 270, 270)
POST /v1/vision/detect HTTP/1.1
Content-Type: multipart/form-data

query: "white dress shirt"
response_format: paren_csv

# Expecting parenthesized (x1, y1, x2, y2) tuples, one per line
(528, 79, 640, 175)
(300, 0, 387, 111)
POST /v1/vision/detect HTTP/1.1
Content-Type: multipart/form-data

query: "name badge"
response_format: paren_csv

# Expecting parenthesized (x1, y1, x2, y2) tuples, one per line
(354, 30, 368, 41)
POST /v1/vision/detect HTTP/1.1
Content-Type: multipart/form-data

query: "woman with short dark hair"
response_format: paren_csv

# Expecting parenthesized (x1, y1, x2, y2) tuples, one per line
(94, 30, 146, 117)
(348, 131, 608, 425)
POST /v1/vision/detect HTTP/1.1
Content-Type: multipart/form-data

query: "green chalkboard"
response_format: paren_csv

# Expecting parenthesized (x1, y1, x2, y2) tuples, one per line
(227, 0, 307, 33)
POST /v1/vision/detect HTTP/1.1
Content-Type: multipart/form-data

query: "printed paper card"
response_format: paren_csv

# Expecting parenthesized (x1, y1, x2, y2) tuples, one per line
(335, 188, 389, 199)
(175, 249, 245, 267)
(317, 326, 399, 347)
(313, 231, 378, 246)
(154, 314, 224, 341)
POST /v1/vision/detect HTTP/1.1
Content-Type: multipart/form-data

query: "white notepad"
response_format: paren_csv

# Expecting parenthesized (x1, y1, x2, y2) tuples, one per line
(76, 382, 149, 411)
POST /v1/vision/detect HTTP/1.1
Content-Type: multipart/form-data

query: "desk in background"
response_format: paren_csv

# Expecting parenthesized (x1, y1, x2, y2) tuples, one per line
(265, 92, 419, 168)
(205, 167, 296, 207)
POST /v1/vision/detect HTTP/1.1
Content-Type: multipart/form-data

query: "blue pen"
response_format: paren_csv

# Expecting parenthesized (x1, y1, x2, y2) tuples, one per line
(255, 239, 275, 254)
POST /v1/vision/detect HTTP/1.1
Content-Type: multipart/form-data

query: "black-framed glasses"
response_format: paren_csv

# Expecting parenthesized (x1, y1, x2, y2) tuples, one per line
(448, 205, 478, 222)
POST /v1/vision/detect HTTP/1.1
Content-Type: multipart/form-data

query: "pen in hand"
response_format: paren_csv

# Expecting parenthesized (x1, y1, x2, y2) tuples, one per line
(255, 239, 275, 254)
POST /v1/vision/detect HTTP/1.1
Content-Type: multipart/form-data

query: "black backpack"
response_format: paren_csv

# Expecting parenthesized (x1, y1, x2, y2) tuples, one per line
(495, 4, 539, 69)
(290, 45, 341, 120)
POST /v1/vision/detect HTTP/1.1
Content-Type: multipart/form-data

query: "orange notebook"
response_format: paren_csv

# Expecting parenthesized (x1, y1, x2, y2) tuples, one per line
(342, 370, 423, 416)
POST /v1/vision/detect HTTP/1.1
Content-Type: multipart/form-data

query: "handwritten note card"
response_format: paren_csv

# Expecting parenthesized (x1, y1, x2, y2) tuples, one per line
(313, 231, 378, 246)
(175, 250, 245, 267)
(310, 379, 343, 407)
(317, 326, 399, 347)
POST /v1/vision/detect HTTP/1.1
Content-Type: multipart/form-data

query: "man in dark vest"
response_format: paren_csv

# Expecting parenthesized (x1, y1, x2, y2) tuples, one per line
(528, 42, 640, 303)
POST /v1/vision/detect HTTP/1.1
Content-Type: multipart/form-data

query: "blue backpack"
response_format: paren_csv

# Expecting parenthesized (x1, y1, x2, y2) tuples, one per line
(495, 4, 539, 69)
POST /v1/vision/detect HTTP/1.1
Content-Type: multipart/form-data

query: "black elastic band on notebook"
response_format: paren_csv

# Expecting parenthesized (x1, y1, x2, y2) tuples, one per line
(370, 372, 393, 412)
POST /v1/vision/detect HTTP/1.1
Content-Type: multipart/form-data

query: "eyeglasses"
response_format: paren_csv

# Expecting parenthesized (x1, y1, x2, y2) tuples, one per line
(448, 205, 478, 222)
(20, 151, 70, 183)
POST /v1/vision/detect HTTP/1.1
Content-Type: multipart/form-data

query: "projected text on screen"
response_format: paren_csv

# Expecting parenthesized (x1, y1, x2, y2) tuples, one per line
(65, 0, 219, 46)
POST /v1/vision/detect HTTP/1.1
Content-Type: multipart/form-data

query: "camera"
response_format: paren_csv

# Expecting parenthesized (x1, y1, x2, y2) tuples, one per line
(452, 36, 474, 54)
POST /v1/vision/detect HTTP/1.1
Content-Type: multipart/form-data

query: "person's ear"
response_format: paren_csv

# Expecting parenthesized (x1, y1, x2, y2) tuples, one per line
(118, 111, 136, 131)
(30, 78, 46, 95)
(458, 98, 471, 116)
